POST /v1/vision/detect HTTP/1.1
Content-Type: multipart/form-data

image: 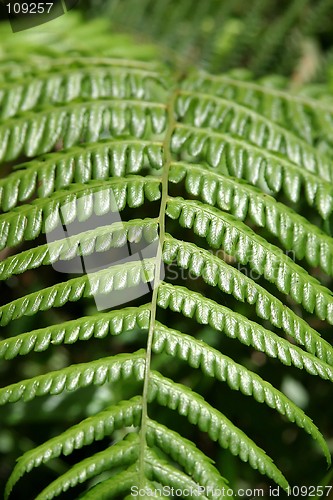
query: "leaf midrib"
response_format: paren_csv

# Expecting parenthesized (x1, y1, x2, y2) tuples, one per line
(138, 87, 178, 486)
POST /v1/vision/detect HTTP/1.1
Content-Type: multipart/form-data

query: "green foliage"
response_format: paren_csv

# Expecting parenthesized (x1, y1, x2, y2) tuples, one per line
(89, 0, 333, 76)
(0, 7, 333, 500)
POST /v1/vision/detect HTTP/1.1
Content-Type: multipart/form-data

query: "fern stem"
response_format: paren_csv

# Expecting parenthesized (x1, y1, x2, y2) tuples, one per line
(138, 88, 178, 486)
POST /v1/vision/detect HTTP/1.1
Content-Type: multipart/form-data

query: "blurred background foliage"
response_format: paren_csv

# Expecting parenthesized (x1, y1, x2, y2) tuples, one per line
(82, 0, 333, 85)
(0, 1, 333, 498)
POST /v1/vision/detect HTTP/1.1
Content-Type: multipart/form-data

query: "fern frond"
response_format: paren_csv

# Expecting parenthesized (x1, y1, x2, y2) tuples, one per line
(0, 99, 167, 163)
(152, 322, 330, 458)
(0, 176, 161, 250)
(77, 467, 142, 499)
(35, 434, 140, 500)
(176, 86, 333, 173)
(5, 397, 142, 499)
(0, 60, 169, 120)
(3, 228, 332, 364)
(181, 74, 333, 147)
(169, 162, 333, 273)
(0, 351, 145, 405)
(172, 123, 333, 218)
(166, 198, 333, 322)
(144, 448, 212, 499)
(0, 218, 158, 281)
(0, 56, 165, 81)
(146, 419, 229, 490)
(0, 259, 155, 326)
(1, 19, 333, 496)
(25, 422, 226, 500)
(0, 139, 163, 211)
(0, 305, 150, 360)
(162, 236, 333, 365)
(148, 371, 289, 488)
(157, 282, 333, 382)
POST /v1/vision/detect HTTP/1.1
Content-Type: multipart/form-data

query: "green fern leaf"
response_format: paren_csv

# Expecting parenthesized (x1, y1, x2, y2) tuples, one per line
(162, 236, 333, 364)
(0, 219, 158, 281)
(5, 397, 142, 498)
(172, 124, 333, 218)
(144, 448, 212, 499)
(166, 198, 333, 321)
(77, 467, 147, 499)
(169, 162, 333, 273)
(1, 17, 333, 497)
(157, 282, 333, 382)
(146, 420, 229, 490)
(181, 73, 333, 147)
(0, 140, 163, 211)
(0, 100, 167, 163)
(0, 351, 145, 405)
(148, 371, 289, 488)
(0, 305, 150, 359)
(0, 60, 169, 120)
(34, 434, 140, 500)
(0, 259, 155, 326)
(0, 176, 161, 250)
(152, 322, 330, 460)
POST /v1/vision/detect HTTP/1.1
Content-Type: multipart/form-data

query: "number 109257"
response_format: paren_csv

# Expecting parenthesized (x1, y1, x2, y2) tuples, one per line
(6, 3, 54, 14)
(287, 485, 332, 496)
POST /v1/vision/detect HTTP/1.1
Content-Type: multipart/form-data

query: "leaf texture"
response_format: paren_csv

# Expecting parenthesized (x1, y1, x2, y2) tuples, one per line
(0, 100, 167, 164)
(5, 398, 143, 499)
(169, 162, 333, 274)
(148, 372, 289, 488)
(0, 176, 161, 250)
(1, 24, 333, 499)
(157, 282, 333, 382)
(0, 140, 163, 211)
(166, 197, 333, 322)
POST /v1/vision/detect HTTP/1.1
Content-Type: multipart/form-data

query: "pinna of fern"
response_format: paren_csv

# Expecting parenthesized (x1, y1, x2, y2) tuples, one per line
(0, 16, 333, 500)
